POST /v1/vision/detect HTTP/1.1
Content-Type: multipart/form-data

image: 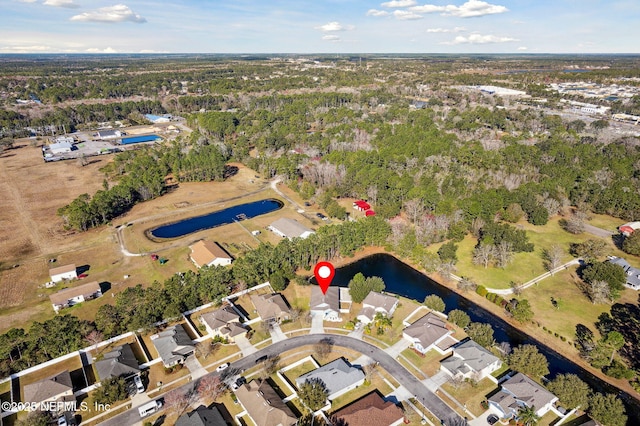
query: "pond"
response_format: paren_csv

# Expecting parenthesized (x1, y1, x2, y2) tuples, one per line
(148, 198, 283, 239)
(319, 253, 640, 424)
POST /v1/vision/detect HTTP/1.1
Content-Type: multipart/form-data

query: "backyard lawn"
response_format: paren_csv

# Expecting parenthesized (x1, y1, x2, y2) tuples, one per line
(441, 377, 497, 417)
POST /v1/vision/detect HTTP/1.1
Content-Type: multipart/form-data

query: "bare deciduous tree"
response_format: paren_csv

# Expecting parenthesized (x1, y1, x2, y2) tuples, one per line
(470, 217, 486, 238)
(164, 388, 195, 415)
(196, 375, 225, 400)
(494, 241, 514, 268)
(457, 277, 477, 292)
(588, 280, 611, 304)
(542, 244, 564, 273)
(367, 185, 378, 208)
(403, 198, 425, 224)
(472, 244, 494, 269)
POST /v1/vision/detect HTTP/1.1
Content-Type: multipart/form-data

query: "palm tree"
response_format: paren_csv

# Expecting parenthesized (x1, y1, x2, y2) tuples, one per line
(517, 405, 540, 426)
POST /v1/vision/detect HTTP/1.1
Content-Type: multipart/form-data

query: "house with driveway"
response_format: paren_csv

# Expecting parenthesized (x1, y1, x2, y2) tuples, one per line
(295, 357, 365, 401)
(23, 370, 74, 410)
(250, 293, 291, 323)
(310, 286, 351, 322)
(94, 343, 141, 381)
(235, 379, 297, 426)
(189, 240, 234, 268)
(49, 281, 102, 313)
(150, 324, 195, 368)
(440, 339, 502, 382)
(402, 312, 457, 355)
(199, 306, 247, 342)
(49, 263, 77, 283)
(488, 372, 559, 419)
(607, 256, 640, 290)
(356, 291, 398, 325)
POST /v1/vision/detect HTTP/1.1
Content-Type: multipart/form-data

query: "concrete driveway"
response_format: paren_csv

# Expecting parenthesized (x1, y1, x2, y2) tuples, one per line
(310, 314, 325, 334)
(184, 355, 207, 380)
(269, 323, 287, 342)
(235, 335, 257, 356)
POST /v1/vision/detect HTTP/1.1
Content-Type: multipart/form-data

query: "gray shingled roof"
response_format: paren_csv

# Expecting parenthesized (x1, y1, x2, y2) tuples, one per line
(23, 370, 73, 403)
(250, 293, 290, 321)
(200, 306, 242, 332)
(489, 372, 557, 414)
(310, 286, 340, 312)
(608, 256, 640, 289)
(440, 340, 500, 376)
(295, 358, 364, 398)
(175, 405, 227, 426)
(403, 312, 450, 349)
(151, 324, 195, 366)
(94, 344, 140, 380)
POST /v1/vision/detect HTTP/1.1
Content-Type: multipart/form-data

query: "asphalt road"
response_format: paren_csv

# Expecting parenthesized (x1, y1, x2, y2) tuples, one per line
(100, 334, 462, 426)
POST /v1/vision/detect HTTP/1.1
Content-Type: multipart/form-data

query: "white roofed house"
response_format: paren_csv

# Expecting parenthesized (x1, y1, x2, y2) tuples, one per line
(310, 286, 351, 322)
(199, 306, 247, 342)
(295, 358, 365, 401)
(267, 218, 314, 240)
(439, 339, 502, 382)
(49, 263, 77, 283)
(488, 372, 559, 419)
(151, 324, 195, 368)
(607, 256, 640, 290)
(402, 312, 457, 355)
(49, 281, 102, 313)
(357, 291, 398, 325)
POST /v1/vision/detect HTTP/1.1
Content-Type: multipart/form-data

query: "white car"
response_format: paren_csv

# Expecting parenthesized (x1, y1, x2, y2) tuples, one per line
(216, 362, 230, 372)
(134, 375, 144, 393)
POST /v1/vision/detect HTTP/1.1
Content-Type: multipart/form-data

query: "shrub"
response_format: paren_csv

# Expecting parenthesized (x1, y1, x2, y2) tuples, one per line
(476, 285, 488, 297)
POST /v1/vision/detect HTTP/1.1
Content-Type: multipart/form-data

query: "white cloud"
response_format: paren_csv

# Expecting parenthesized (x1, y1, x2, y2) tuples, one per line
(366, 9, 389, 17)
(410, 0, 508, 18)
(381, 0, 417, 7)
(86, 47, 118, 53)
(17, 0, 38, 3)
(410, 4, 446, 13)
(426, 27, 465, 33)
(445, 33, 517, 44)
(70, 4, 147, 23)
(322, 35, 341, 42)
(315, 21, 354, 32)
(393, 10, 423, 20)
(43, 0, 80, 8)
(517, 46, 528, 51)
(0, 45, 52, 52)
(139, 49, 170, 53)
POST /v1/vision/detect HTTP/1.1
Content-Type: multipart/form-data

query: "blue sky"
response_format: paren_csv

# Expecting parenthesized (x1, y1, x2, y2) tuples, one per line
(1, 0, 639, 54)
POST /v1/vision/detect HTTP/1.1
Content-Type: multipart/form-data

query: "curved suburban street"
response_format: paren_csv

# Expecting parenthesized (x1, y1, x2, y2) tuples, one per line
(100, 334, 462, 426)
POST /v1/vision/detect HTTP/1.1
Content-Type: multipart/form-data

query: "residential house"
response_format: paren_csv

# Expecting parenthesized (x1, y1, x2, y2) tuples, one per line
(357, 291, 398, 325)
(331, 391, 405, 426)
(295, 358, 365, 401)
(488, 372, 559, 419)
(49, 263, 77, 283)
(175, 405, 227, 426)
(94, 344, 140, 381)
(310, 286, 341, 322)
(189, 240, 234, 268)
(23, 371, 74, 409)
(267, 218, 314, 240)
(402, 312, 457, 355)
(151, 324, 195, 368)
(440, 339, 502, 381)
(235, 379, 297, 426)
(607, 256, 640, 290)
(49, 281, 102, 313)
(250, 293, 291, 323)
(200, 306, 247, 342)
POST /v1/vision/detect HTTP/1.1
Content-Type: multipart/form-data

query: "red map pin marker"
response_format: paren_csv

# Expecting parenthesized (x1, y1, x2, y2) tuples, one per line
(314, 261, 335, 295)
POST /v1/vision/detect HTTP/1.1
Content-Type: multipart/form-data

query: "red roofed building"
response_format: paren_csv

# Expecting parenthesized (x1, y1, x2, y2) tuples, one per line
(365, 210, 376, 216)
(331, 391, 405, 426)
(353, 200, 371, 211)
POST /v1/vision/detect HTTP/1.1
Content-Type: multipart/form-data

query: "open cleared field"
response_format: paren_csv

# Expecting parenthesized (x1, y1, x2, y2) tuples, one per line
(0, 141, 314, 333)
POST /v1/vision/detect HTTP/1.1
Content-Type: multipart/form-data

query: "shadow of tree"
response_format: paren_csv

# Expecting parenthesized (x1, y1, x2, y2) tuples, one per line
(608, 295, 640, 370)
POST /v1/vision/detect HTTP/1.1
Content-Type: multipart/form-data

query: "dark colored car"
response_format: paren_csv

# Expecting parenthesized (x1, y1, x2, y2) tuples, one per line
(487, 414, 499, 425)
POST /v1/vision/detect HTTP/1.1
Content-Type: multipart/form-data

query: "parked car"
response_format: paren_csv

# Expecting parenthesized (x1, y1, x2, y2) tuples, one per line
(216, 362, 230, 372)
(134, 375, 144, 393)
(316, 213, 326, 219)
(57, 415, 67, 426)
(487, 414, 499, 425)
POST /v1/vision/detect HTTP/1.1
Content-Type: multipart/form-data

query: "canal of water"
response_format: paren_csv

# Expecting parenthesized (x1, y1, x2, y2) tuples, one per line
(324, 253, 639, 423)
